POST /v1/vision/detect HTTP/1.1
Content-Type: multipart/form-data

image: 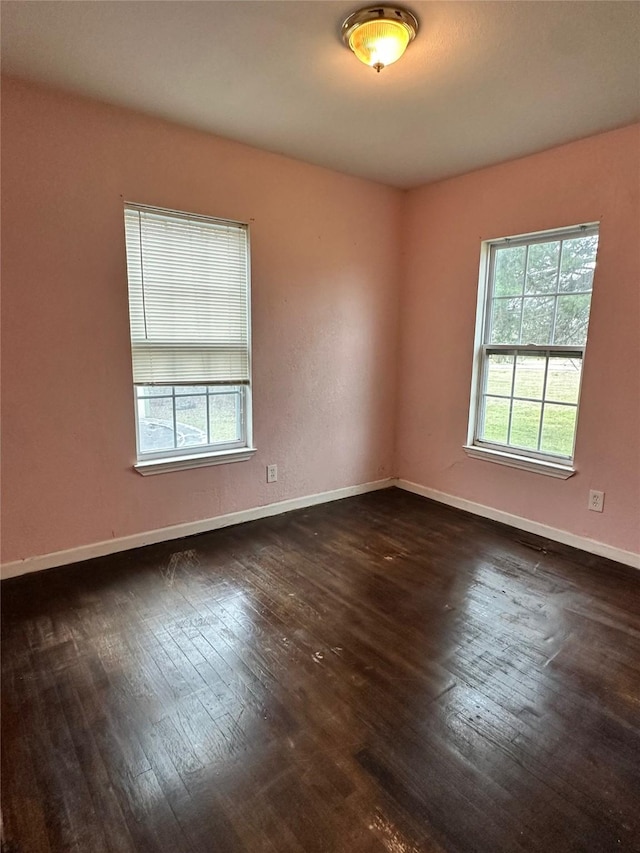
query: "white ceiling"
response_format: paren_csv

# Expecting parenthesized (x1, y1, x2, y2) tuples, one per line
(2, 1, 639, 188)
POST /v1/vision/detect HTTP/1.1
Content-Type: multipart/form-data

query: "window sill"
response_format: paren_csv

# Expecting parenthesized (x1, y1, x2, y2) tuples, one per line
(135, 447, 257, 476)
(463, 445, 575, 479)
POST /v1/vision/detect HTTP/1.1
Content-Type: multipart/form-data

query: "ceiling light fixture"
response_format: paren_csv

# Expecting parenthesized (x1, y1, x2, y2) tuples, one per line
(342, 5, 419, 73)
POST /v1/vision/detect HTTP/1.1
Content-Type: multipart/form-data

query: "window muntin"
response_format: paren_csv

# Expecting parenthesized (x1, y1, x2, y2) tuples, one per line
(471, 225, 598, 465)
(124, 204, 252, 462)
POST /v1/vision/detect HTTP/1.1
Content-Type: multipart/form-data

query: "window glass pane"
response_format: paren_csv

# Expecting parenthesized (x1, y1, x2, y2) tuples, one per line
(521, 296, 554, 345)
(136, 392, 178, 454)
(175, 385, 207, 395)
(139, 393, 173, 422)
(509, 400, 542, 450)
(481, 397, 510, 444)
(486, 354, 513, 396)
(175, 396, 208, 448)
(559, 236, 598, 293)
(138, 420, 176, 454)
(490, 298, 521, 344)
(493, 246, 526, 296)
(137, 385, 172, 397)
(553, 294, 591, 345)
(546, 358, 581, 404)
(514, 355, 545, 400)
(137, 387, 176, 454)
(525, 241, 560, 294)
(209, 391, 242, 443)
(540, 404, 577, 456)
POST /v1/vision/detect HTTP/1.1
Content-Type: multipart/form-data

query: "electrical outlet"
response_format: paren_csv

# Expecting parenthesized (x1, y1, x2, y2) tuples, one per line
(267, 464, 278, 484)
(588, 490, 604, 513)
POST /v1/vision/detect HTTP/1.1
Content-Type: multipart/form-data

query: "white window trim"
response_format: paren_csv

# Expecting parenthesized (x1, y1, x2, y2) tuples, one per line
(462, 445, 575, 479)
(135, 446, 257, 476)
(466, 222, 599, 478)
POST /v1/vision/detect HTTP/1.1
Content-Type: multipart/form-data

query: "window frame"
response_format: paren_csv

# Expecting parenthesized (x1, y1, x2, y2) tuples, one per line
(465, 223, 599, 478)
(124, 202, 256, 475)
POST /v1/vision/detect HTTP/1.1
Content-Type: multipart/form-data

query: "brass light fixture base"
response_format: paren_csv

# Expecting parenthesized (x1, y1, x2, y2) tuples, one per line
(341, 6, 419, 72)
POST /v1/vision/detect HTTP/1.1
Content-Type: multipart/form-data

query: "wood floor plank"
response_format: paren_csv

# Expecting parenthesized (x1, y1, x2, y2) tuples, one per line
(2, 488, 639, 852)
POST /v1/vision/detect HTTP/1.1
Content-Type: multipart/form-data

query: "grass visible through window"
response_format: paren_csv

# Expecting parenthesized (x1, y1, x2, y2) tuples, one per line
(482, 362, 580, 457)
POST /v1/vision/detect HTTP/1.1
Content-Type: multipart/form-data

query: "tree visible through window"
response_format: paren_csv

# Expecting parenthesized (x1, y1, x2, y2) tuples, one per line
(468, 225, 599, 469)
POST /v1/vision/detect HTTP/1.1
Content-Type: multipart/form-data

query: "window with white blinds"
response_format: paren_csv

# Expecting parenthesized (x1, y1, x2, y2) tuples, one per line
(123, 204, 253, 469)
(124, 205, 250, 385)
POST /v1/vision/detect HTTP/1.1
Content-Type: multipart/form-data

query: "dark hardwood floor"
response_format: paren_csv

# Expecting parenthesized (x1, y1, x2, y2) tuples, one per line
(2, 488, 639, 853)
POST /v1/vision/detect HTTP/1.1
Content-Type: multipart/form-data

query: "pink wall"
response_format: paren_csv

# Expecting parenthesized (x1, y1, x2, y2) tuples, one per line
(2, 78, 638, 567)
(1, 77, 402, 564)
(397, 124, 640, 555)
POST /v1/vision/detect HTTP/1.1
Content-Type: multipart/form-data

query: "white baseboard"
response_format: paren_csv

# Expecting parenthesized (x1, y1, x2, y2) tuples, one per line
(1, 478, 394, 580)
(4, 476, 637, 579)
(396, 479, 640, 570)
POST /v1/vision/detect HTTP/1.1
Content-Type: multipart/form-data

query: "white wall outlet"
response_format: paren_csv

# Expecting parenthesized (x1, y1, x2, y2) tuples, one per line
(266, 464, 278, 484)
(588, 490, 604, 512)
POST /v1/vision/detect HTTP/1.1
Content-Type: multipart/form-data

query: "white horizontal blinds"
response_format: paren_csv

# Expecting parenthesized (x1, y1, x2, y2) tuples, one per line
(124, 206, 250, 385)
